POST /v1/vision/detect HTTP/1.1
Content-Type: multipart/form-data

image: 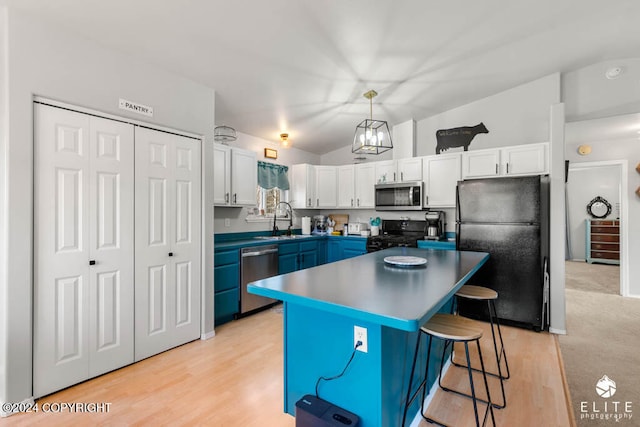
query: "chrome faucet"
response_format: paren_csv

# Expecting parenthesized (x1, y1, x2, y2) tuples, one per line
(272, 201, 294, 236)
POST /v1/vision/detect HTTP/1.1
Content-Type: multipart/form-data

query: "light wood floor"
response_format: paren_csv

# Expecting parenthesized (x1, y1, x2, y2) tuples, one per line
(6, 307, 572, 426)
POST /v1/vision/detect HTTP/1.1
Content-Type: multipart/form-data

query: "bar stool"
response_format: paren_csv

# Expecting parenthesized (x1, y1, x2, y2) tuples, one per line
(450, 285, 510, 409)
(401, 313, 495, 427)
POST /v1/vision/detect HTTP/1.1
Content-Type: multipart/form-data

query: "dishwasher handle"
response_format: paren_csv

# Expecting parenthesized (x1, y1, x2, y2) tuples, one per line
(242, 248, 279, 257)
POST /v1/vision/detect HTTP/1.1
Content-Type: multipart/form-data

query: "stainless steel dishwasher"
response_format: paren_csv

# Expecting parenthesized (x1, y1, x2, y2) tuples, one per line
(240, 244, 279, 315)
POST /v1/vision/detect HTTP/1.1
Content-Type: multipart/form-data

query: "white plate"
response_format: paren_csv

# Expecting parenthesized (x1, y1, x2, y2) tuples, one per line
(383, 256, 427, 267)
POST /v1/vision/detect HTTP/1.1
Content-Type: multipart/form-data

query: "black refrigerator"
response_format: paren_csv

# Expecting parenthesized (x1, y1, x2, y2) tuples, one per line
(456, 176, 549, 331)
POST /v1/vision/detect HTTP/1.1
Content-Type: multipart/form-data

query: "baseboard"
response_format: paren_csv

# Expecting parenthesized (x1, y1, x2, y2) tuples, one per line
(200, 330, 216, 340)
(409, 358, 452, 427)
(1, 397, 35, 417)
(554, 335, 578, 427)
(549, 327, 567, 335)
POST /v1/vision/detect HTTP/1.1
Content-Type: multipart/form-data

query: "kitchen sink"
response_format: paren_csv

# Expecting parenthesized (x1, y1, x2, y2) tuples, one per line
(253, 235, 314, 240)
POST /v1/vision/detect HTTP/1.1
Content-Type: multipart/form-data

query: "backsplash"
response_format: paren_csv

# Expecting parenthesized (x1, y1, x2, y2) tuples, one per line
(214, 206, 456, 234)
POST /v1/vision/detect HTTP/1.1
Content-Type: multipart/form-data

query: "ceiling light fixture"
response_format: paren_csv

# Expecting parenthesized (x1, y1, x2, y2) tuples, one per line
(214, 125, 237, 143)
(280, 133, 290, 148)
(352, 90, 393, 155)
(605, 67, 623, 80)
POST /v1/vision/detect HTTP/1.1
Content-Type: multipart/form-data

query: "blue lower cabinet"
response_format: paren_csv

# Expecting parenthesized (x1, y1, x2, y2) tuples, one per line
(316, 239, 327, 265)
(416, 240, 456, 250)
(341, 239, 367, 259)
(279, 253, 298, 275)
(214, 248, 240, 326)
(327, 240, 341, 263)
(214, 288, 239, 326)
(299, 250, 317, 270)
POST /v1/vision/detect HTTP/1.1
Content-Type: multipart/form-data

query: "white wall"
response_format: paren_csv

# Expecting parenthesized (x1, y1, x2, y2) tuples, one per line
(214, 131, 320, 234)
(1, 7, 216, 405)
(320, 143, 393, 166)
(567, 166, 621, 260)
(416, 74, 561, 156)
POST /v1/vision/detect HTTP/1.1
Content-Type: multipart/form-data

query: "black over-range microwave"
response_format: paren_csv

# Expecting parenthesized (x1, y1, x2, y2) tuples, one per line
(374, 181, 423, 211)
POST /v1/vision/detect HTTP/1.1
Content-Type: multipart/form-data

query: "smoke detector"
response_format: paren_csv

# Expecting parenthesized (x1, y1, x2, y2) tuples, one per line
(605, 67, 623, 80)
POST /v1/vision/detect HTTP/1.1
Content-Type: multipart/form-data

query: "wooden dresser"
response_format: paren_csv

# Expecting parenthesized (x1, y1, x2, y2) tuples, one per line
(585, 219, 620, 265)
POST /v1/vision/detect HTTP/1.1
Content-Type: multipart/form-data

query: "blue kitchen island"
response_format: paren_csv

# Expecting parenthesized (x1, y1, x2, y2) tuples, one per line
(248, 247, 489, 426)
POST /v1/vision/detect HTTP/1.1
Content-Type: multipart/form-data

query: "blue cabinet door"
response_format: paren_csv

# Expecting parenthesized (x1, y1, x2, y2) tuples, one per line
(279, 253, 298, 274)
(214, 249, 240, 326)
(299, 250, 317, 270)
(327, 240, 341, 263)
(342, 239, 367, 259)
(317, 239, 328, 265)
(214, 288, 239, 326)
(214, 263, 239, 292)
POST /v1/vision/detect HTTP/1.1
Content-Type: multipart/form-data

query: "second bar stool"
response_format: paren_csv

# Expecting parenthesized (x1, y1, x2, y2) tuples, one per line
(402, 313, 495, 427)
(451, 284, 510, 409)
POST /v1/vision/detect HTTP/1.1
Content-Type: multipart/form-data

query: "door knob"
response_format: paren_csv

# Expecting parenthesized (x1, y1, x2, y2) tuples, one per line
(89, 260, 96, 265)
(168, 252, 174, 257)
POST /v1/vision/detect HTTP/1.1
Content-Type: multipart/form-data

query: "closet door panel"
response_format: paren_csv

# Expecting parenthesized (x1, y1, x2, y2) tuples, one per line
(88, 116, 134, 377)
(135, 128, 200, 361)
(34, 105, 91, 397)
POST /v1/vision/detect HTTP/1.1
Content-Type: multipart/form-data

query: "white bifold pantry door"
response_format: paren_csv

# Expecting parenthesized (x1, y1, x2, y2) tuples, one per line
(134, 127, 201, 361)
(34, 104, 135, 397)
(34, 103, 202, 397)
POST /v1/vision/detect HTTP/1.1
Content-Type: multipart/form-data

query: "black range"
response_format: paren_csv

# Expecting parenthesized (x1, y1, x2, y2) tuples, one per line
(366, 219, 427, 252)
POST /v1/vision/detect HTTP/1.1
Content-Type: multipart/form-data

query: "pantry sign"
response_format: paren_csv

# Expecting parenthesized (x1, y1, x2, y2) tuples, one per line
(119, 98, 153, 117)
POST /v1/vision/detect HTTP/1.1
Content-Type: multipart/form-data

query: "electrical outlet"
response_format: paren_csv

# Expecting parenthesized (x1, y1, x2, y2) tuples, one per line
(224, 218, 230, 227)
(354, 325, 367, 353)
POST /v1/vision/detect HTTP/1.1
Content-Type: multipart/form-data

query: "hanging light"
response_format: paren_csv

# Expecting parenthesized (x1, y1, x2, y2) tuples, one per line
(352, 90, 393, 155)
(214, 125, 237, 143)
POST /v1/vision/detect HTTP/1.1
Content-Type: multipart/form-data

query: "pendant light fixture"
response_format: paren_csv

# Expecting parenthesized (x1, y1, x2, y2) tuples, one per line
(352, 90, 393, 154)
(214, 125, 237, 144)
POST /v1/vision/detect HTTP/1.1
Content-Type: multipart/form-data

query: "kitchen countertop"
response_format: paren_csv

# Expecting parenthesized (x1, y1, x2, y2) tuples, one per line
(214, 233, 366, 250)
(248, 247, 489, 331)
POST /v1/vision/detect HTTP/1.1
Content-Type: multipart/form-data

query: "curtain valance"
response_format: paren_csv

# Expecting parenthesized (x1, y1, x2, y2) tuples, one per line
(257, 161, 290, 190)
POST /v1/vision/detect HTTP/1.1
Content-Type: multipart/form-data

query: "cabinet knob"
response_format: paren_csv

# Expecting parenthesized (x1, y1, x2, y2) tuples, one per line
(225, 193, 229, 203)
(357, 198, 360, 207)
(233, 193, 237, 204)
(316, 198, 319, 207)
(168, 252, 174, 257)
(401, 172, 404, 181)
(495, 164, 498, 174)
(393, 172, 396, 181)
(351, 199, 354, 207)
(308, 198, 311, 207)
(425, 196, 429, 205)
(89, 260, 96, 266)
(506, 163, 510, 174)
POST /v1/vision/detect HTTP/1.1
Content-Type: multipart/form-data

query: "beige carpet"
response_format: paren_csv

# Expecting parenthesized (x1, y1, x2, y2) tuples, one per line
(559, 261, 640, 426)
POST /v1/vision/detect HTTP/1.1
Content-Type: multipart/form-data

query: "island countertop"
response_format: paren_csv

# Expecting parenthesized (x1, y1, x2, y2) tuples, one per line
(248, 247, 489, 331)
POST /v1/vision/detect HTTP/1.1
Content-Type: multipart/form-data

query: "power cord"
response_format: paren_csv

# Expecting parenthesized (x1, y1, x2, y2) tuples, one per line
(315, 341, 362, 398)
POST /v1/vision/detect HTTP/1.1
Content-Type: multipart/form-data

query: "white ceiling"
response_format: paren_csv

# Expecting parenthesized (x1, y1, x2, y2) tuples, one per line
(4, 0, 640, 154)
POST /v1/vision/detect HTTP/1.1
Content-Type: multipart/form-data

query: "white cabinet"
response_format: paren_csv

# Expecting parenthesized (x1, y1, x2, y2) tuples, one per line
(337, 165, 356, 208)
(397, 157, 423, 182)
(374, 158, 422, 183)
(501, 143, 548, 176)
(355, 163, 376, 208)
(423, 154, 461, 207)
(290, 163, 316, 209)
(213, 144, 257, 206)
(462, 143, 548, 179)
(461, 148, 501, 179)
(315, 166, 338, 208)
(374, 160, 396, 183)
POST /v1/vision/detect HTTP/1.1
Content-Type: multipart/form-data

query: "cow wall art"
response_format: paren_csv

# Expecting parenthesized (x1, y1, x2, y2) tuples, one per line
(435, 122, 489, 154)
